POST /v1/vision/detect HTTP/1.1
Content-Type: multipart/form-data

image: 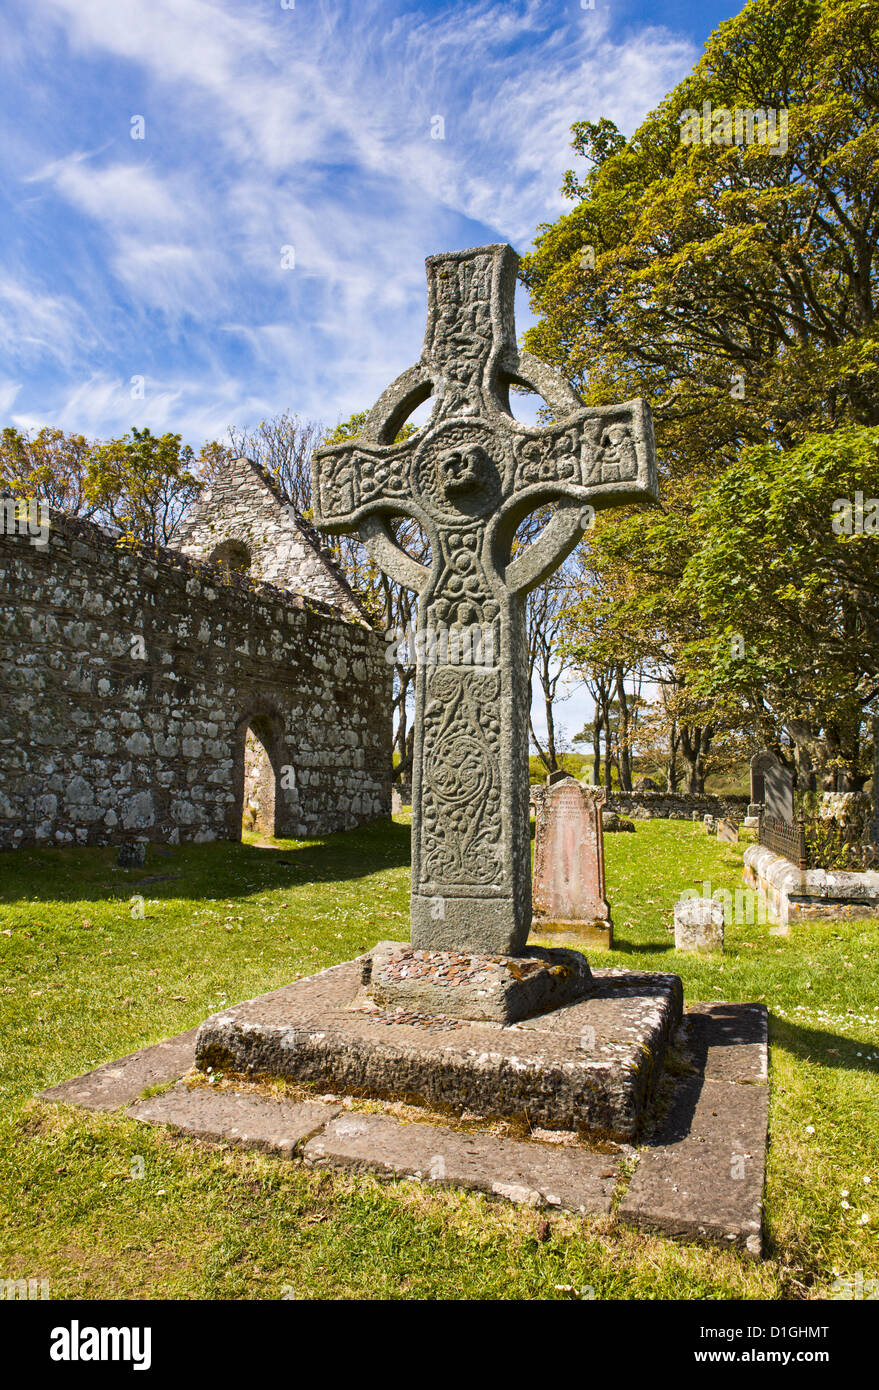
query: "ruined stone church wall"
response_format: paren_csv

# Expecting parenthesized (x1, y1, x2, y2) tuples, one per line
(0, 513, 391, 851)
(175, 458, 364, 621)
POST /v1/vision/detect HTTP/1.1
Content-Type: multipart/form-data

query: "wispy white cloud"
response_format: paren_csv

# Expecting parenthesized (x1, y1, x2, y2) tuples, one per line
(1, 0, 699, 438)
(0, 275, 92, 368)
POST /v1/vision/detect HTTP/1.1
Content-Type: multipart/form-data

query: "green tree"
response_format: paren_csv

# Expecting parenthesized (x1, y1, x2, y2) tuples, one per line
(0, 426, 95, 516)
(523, 0, 879, 449)
(682, 426, 879, 787)
(85, 427, 202, 546)
(521, 0, 879, 787)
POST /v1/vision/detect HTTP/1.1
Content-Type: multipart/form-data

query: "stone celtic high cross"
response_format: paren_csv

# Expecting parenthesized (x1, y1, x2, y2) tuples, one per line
(313, 244, 657, 956)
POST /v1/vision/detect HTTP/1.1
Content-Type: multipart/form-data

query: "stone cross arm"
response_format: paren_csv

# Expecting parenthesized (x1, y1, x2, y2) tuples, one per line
(312, 243, 658, 598)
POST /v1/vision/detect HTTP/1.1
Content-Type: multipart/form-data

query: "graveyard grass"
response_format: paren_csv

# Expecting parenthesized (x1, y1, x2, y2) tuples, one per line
(1, 818, 877, 1301)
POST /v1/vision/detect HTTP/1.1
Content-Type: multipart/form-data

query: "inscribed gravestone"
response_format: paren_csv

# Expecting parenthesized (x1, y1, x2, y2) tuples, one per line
(532, 781, 612, 947)
(312, 243, 657, 956)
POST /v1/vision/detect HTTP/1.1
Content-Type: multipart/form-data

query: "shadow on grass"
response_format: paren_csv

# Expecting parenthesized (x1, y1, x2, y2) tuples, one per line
(610, 939, 673, 955)
(0, 817, 413, 906)
(771, 1015, 879, 1076)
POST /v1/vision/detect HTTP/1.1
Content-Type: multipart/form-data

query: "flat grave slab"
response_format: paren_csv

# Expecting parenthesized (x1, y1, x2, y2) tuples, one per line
(128, 1084, 341, 1157)
(679, 1001, 768, 1084)
(302, 1111, 619, 1214)
(194, 959, 684, 1140)
(618, 1003, 769, 1257)
(38, 1029, 198, 1112)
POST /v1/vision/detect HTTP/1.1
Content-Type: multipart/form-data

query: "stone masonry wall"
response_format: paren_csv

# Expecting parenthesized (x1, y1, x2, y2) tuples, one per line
(530, 785, 749, 822)
(176, 455, 366, 623)
(607, 791, 750, 820)
(0, 513, 391, 850)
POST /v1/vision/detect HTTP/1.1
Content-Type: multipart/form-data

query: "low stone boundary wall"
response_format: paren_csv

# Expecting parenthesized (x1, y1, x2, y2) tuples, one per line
(529, 786, 749, 822)
(743, 844, 879, 928)
(609, 791, 749, 821)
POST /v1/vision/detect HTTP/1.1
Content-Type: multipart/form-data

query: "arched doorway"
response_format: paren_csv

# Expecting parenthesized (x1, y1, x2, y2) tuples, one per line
(233, 711, 284, 840)
(242, 722, 276, 837)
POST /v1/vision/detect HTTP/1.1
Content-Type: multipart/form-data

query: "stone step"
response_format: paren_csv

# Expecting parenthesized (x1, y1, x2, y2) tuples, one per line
(618, 1003, 769, 1257)
(128, 1083, 341, 1157)
(302, 1111, 619, 1214)
(37, 1001, 770, 1256)
(39, 1029, 199, 1111)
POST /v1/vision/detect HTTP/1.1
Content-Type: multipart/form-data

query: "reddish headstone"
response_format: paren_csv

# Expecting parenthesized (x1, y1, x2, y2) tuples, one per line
(531, 781, 612, 948)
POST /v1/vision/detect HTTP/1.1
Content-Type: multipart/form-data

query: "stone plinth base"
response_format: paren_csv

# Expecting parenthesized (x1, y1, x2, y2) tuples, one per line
(531, 917, 613, 949)
(194, 956, 683, 1139)
(367, 941, 593, 1024)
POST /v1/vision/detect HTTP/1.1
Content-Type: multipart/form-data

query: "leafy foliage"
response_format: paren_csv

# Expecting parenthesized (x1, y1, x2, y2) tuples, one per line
(522, 0, 879, 788)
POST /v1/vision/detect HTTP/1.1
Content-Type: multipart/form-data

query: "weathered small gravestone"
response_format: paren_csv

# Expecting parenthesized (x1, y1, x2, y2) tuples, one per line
(764, 760, 795, 822)
(716, 817, 739, 844)
(532, 781, 612, 947)
(547, 768, 574, 786)
(674, 897, 724, 952)
(117, 839, 146, 869)
(604, 811, 635, 833)
(703, 814, 716, 833)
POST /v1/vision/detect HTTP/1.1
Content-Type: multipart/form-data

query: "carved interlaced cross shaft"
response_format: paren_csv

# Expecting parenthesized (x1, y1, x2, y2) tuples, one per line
(313, 244, 657, 955)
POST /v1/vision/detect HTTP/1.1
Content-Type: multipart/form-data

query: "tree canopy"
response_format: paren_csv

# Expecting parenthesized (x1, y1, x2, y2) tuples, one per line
(521, 0, 879, 788)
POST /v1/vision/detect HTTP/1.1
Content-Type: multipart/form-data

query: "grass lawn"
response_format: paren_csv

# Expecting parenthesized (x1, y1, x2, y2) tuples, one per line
(1, 816, 877, 1300)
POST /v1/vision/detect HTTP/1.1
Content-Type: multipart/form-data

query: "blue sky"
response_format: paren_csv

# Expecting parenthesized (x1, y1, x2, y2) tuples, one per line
(0, 0, 740, 745)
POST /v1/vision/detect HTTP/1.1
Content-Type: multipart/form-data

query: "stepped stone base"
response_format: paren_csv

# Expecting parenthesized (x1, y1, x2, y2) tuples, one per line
(38, 1001, 769, 1255)
(366, 941, 594, 1024)
(194, 954, 684, 1139)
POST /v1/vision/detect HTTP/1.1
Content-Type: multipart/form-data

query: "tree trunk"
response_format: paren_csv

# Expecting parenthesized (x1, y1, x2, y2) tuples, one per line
(873, 717, 879, 845)
(603, 699, 613, 791)
(667, 718, 680, 792)
(680, 725, 713, 794)
(616, 670, 632, 791)
(544, 687, 558, 773)
(592, 711, 602, 786)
